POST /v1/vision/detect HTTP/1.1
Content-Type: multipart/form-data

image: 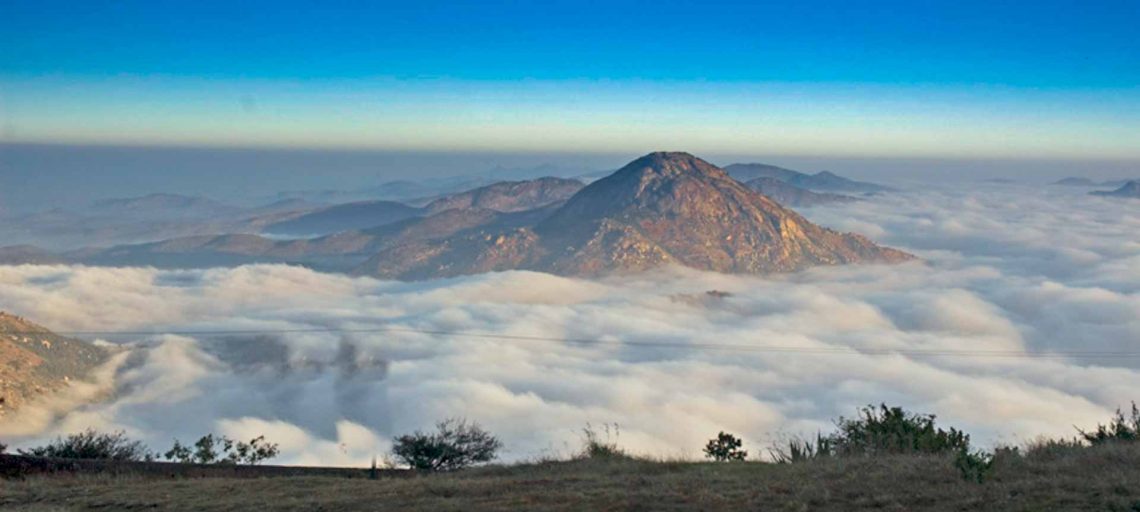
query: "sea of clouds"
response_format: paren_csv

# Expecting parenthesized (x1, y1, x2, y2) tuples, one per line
(0, 182, 1137, 465)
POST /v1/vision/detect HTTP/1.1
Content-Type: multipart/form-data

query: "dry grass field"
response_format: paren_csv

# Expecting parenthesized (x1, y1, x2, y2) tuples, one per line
(3, 443, 1140, 511)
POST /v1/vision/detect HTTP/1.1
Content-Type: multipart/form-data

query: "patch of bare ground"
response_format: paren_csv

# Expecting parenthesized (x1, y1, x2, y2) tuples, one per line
(3, 443, 1140, 511)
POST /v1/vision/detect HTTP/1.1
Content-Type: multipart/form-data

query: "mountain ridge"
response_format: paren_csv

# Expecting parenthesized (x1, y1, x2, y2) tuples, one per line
(724, 163, 891, 193)
(357, 152, 912, 279)
(744, 177, 859, 207)
(1091, 180, 1140, 199)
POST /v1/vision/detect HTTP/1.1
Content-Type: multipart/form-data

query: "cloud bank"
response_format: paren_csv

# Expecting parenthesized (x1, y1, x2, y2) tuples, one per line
(0, 183, 1137, 464)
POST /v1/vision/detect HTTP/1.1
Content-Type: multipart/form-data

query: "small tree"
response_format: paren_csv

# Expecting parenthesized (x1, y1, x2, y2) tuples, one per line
(18, 429, 152, 461)
(704, 432, 747, 461)
(391, 418, 501, 471)
(1079, 402, 1140, 445)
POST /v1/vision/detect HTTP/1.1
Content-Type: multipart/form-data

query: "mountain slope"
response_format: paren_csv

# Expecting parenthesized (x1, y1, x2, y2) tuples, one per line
(263, 201, 424, 236)
(744, 178, 859, 207)
(357, 152, 913, 279)
(725, 163, 891, 193)
(424, 177, 584, 214)
(0, 245, 65, 265)
(263, 177, 585, 236)
(0, 312, 107, 418)
(77, 205, 559, 271)
(1091, 180, 1140, 199)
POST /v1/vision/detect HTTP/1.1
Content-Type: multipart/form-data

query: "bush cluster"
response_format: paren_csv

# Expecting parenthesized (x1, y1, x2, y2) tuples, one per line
(1079, 402, 1140, 445)
(15, 429, 279, 465)
(18, 429, 153, 461)
(391, 418, 501, 471)
(769, 404, 970, 463)
(163, 434, 280, 465)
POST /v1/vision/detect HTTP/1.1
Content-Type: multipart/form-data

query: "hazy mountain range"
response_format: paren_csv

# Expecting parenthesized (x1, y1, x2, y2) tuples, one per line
(743, 177, 860, 207)
(1053, 177, 1139, 188)
(724, 163, 892, 193)
(356, 152, 911, 279)
(265, 178, 585, 236)
(2, 154, 914, 279)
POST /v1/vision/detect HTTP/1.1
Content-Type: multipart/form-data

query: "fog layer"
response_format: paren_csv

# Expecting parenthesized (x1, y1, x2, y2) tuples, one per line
(0, 183, 1137, 464)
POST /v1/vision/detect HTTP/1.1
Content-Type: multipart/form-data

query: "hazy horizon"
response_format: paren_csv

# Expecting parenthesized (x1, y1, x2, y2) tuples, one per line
(2, 142, 1137, 211)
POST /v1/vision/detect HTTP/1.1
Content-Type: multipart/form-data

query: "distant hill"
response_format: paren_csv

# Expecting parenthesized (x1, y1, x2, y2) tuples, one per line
(263, 177, 587, 236)
(0, 245, 64, 265)
(1054, 177, 1139, 187)
(0, 312, 107, 418)
(724, 163, 891, 193)
(744, 178, 859, 207)
(78, 205, 554, 271)
(1090, 180, 1140, 199)
(357, 152, 912, 280)
(1053, 177, 1099, 187)
(262, 201, 424, 236)
(424, 177, 584, 214)
(90, 193, 243, 219)
(721, 163, 804, 182)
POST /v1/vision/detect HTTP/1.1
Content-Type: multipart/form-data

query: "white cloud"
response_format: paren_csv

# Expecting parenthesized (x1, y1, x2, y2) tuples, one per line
(0, 183, 1138, 464)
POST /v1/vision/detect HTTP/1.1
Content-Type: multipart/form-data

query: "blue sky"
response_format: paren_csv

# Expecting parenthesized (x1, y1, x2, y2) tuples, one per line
(2, 0, 1139, 159)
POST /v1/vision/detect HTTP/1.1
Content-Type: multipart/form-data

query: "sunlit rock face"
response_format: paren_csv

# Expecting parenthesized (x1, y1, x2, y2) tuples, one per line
(0, 312, 107, 418)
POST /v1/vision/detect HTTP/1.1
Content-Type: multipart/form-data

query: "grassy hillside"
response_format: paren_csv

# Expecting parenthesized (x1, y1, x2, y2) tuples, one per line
(4, 443, 1140, 511)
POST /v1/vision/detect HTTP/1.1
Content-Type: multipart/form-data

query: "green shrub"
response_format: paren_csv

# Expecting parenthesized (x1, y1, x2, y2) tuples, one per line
(703, 431, 748, 461)
(392, 418, 502, 471)
(18, 429, 153, 461)
(954, 449, 994, 483)
(163, 434, 279, 465)
(829, 404, 971, 456)
(771, 404, 971, 463)
(1079, 402, 1140, 445)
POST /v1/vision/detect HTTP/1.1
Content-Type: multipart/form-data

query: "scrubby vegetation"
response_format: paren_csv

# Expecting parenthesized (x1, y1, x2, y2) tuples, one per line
(17, 429, 154, 461)
(163, 434, 280, 465)
(12, 429, 278, 465)
(768, 404, 970, 467)
(391, 418, 501, 471)
(5, 442, 1140, 511)
(1080, 401, 1140, 444)
(764, 403, 1140, 484)
(5, 403, 1140, 510)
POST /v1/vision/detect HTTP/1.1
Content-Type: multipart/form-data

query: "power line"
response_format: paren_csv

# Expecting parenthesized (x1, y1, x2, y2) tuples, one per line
(3, 325, 1139, 360)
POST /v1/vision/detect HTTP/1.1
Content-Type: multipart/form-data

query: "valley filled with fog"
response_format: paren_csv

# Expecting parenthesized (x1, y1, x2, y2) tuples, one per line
(1, 181, 1136, 465)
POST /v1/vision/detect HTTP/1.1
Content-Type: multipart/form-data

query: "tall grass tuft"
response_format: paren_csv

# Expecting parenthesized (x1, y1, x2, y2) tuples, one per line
(580, 423, 627, 459)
